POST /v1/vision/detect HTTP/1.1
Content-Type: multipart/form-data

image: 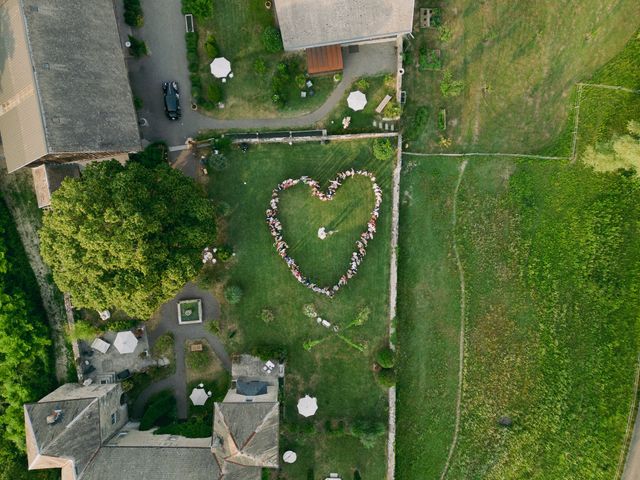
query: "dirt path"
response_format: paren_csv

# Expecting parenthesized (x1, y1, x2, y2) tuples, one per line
(439, 160, 468, 480)
(0, 170, 68, 383)
(386, 135, 402, 480)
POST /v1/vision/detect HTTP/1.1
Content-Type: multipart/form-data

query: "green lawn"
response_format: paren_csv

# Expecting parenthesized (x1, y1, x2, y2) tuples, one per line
(189, 0, 335, 119)
(401, 0, 640, 152)
(206, 140, 393, 479)
(325, 75, 397, 134)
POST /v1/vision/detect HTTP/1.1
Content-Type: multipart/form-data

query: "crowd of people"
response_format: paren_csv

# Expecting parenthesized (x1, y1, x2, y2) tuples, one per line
(266, 169, 383, 297)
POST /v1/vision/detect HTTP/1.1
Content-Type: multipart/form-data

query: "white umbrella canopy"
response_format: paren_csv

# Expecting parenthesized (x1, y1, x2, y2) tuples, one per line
(283, 450, 297, 464)
(113, 331, 138, 354)
(297, 395, 318, 417)
(190, 387, 208, 406)
(210, 57, 231, 78)
(347, 90, 367, 111)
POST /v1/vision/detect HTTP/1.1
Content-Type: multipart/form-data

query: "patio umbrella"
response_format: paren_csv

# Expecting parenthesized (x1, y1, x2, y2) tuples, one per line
(210, 57, 231, 78)
(190, 387, 208, 406)
(347, 90, 367, 111)
(113, 331, 138, 354)
(297, 395, 318, 417)
(283, 450, 297, 464)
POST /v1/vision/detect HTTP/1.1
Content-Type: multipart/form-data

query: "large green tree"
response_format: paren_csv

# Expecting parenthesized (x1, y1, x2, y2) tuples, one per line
(40, 160, 216, 318)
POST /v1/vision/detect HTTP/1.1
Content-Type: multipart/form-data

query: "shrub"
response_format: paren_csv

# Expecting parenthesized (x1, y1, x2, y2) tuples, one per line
(350, 418, 386, 449)
(295, 73, 307, 89)
(260, 308, 275, 324)
(383, 101, 401, 118)
(67, 320, 98, 341)
(373, 138, 395, 161)
(354, 471, 362, 480)
(217, 245, 233, 261)
(376, 347, 395, 368)
(224, 285, 243, 304)
(185, 32, 199, 74)
(438, 109, 447, 131)
(215, 201, 231, 217)
(181, 0, 213, 19)
(151, 333, 174, 359)
(440, 69, 464, 97)
(251, 345, 287, 362)
(204, 34, 218, 58)
(129, 142, 168, 168)
(211, 136, 232, 153)
(438, 25, 453, 42)
(276, 62, 288, 75)
(123, 0, 143, 27)
(303, 304, 317, 317)
(404, 106, 429, 141)
(377, 368, 396, 387)
(349, 306, 370, 327)
(254, 58, 268, 75)
(128, 35, 148, 58)
(133, 96, 143, 110)
(355, 78, 370, 91)
(262, 26, 283, 53)
(139, 391, 176, 430)
(207, 83, 222, 103)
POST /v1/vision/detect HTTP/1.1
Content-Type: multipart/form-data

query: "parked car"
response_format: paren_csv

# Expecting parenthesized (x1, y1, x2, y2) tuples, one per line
(162, 81, 181, 120)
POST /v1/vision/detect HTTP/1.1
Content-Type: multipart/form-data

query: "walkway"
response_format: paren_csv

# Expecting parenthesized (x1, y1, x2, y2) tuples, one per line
(124, 0, 397, 147)
(133, 283, 231, 419)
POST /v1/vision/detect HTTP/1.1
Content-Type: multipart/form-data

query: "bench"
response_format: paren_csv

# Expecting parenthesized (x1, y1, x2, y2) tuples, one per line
(375, 95, 392, 114)
(190, 343, 203, 352)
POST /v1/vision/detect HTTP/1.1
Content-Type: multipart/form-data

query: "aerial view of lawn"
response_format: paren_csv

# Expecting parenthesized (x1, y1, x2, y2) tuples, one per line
(396, 29, 640, 477)
(401, 0, 640, 152)
(185, 0, 336, 119)
(205, 140, 394, 478)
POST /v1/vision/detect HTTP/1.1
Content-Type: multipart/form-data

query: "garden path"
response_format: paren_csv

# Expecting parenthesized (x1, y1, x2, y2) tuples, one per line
(133, 282, 230, 420)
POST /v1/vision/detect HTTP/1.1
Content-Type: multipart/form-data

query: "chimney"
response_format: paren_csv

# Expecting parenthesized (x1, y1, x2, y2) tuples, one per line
(46, 409, 63, 425)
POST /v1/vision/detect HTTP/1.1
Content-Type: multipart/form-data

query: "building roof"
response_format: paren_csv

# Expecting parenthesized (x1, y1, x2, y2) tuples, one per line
(0, 0, 140, 172)
(81, 447, 221, 480)
(306, 45, 344, 75)
(274, 0, 415, 51)
(31, 163, 80, 208)
(24, 398, 102, 477)
(212, 402, 279, 471)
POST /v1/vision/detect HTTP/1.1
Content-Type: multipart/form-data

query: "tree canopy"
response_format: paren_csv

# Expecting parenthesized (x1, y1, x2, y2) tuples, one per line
(40, 160, 216, 318)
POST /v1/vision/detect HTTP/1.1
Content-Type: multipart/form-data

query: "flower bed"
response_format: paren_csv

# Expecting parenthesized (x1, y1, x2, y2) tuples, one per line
(266, 170, 382, 297)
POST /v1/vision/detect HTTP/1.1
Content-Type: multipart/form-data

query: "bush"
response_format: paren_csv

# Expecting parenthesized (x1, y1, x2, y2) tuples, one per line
(217, 245, 233, 261)
(440, 69, 464, 97)
(355, 78, 370, 91)
(129, 142, 168, 168)
(251, 345, 288, 362)
(67, 320, 99, 341)
(207, 83, 222, 103)
(215, 201, 231, 217)
(151, 333, 174, 359)
(373, 138, 395, 161)
(438, 25, 453, 42)
(224, 285, 243, 304)
(376, 347, 395, 368)
(377, 368, 395, 387)
(204, 35, 218, 58)
(133, 96, 143, 110)
(211, 136, 232, 153)
(262, 26, 283, 53)
(350, 418, 386, 449)
(383, 101, 401, 118)
(404, 106, 429, 141)
(254, 58, 268, 75)
(123, 0, 143, 27)
(185, 32, 199, 74)
(354, 470, 362, 480)
(260, 308, 275, 324)
(295, 73, 307, 89)
(181, 0, 213, 19)
(139, 391, 177, 430)
(128, 35, 148, 58)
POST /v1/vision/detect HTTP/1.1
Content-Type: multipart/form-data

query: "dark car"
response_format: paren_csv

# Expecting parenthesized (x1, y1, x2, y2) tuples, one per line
(163, 81, 181, 120)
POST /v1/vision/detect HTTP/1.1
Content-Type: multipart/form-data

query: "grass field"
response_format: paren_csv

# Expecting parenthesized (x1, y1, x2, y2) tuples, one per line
(397, 23, 640, 479)
(190, 0, 335, 119)
(396, 156, 640, 479)
(206, 140, 394, 478)
(401, 0, 640, 153)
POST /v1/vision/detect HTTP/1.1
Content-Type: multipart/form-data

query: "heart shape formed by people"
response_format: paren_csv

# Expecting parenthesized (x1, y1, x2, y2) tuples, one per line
(266, 170, 382, 297)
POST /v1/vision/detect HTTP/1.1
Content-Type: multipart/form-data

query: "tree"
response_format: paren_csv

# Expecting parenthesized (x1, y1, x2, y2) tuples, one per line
(181, 0, 213, 19)
(350, 418, 386, 449)
(40, 160, 216, 318)
(262, 26, 283, 53)
(373, 138, 395, 161)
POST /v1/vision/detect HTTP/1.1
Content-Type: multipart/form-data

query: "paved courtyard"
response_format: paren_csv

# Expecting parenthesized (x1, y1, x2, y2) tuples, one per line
(133, 282, 230, 419)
